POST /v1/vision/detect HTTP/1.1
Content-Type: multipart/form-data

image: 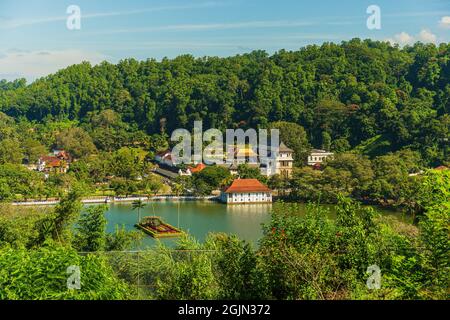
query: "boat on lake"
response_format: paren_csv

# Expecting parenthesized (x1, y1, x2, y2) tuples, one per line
(135, 216, 183, 238)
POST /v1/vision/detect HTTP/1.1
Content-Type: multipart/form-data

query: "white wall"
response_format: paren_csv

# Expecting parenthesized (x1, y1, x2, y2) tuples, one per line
(221, 192, 272, 204)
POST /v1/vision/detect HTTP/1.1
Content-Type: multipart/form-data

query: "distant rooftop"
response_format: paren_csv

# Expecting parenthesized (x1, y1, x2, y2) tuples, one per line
(224, 179, 271, 194)
(154, 167, 179, 179)
(310, 149, 333, 154)
(188, 163, 206, 173)
(279, 142, 294, 153)
(155, 149, 171, 157)
(258, 141, 293, 154)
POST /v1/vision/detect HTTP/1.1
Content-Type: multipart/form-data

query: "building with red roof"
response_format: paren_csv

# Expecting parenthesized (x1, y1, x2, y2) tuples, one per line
(220, 179, 272, 204)
(37, 150, 71, 174)
(188, 163, 206, 174)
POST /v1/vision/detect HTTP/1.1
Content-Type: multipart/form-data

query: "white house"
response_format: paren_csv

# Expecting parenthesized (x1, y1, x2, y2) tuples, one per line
(220, 179, 272, 204)
(307, 149, 334, 166)
(260, 142, 294, 178)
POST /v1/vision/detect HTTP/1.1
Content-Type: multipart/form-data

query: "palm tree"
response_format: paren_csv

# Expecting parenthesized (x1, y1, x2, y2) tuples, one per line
(132, 199, 146, 224)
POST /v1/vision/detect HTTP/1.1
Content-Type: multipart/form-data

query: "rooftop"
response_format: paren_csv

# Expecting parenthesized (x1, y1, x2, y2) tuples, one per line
(188, 163, 206, 173)
(224, 179, 271, 194)
(279, 142, 294, 153)
(40, 155, 58, 162)
(155, 149, 171, 157)
(258, 141, 293, 152)
(310, 149, 333, 154)
(154, 167, 179, 179)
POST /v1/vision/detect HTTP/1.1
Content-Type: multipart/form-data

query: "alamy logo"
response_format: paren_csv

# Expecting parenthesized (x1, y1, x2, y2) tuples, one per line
(67, 265, 81, 290)
(366, 265, 381, 289)
(367, 5, 381, 30)
(66, 5, 81, 30)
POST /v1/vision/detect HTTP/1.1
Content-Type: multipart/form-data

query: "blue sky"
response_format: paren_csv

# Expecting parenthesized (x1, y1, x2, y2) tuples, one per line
(0, 0, 449, 82)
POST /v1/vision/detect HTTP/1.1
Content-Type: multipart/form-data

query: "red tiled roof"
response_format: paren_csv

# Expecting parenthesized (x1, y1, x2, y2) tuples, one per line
(40, 155, 68, 168)
(225, 179, 271, 194)
(189, 163, 206, 173)
(40, 155, 58, 162)
(47, 159, 62, 167)
(434, 165, 448, 171)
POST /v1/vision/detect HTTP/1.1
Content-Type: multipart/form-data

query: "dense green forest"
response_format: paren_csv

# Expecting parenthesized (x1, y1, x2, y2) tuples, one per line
(0, 39, 449, 166)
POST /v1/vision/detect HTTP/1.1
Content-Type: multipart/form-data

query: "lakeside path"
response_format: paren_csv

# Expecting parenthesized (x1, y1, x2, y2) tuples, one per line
(12, 196, 218, 206)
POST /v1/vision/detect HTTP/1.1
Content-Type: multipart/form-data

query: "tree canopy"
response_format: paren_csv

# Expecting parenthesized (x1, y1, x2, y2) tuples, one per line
(0, 40, 448, 166)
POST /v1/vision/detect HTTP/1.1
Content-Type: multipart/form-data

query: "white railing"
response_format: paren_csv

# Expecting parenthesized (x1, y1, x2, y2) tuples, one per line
(12, 195, 218, 206)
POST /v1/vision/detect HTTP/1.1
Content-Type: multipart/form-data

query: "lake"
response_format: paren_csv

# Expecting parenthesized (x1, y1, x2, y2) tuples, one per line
(101, 200, 407, 248)
(103, 201, 272, 247)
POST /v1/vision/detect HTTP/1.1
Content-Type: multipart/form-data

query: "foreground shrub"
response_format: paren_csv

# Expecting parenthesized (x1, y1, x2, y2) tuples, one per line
(0, 241, 130, 300)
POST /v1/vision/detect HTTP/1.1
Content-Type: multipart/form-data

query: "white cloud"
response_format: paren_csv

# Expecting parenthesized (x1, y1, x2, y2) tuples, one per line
(439, 16, 450, 29)
(418, 29, 437, 43)
(386, 32, 415, 46)
(387, 29, 438, 46)
(0, 50, 107, 82)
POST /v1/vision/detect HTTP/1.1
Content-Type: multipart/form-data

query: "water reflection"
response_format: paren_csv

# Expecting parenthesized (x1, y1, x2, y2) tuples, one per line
(104, 201, 273, 248)
(226, 203, 273, 215)
(101, 201, 406, 249)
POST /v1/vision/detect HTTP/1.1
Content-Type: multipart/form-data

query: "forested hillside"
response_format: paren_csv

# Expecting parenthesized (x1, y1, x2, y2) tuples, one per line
(0, 39, 449, 165)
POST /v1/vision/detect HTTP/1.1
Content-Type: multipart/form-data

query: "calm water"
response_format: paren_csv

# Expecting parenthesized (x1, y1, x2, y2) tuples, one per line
(103, 201, 272, 247)
(101, 200, 406, 248)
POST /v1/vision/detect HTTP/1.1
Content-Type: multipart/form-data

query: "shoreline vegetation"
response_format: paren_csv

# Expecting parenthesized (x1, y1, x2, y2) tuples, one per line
(9, 196, 407, 225)
(9, 194, 407, 217)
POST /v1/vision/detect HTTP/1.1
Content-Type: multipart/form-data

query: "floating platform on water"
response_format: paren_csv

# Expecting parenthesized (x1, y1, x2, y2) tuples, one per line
(135, 216, 183, 238)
